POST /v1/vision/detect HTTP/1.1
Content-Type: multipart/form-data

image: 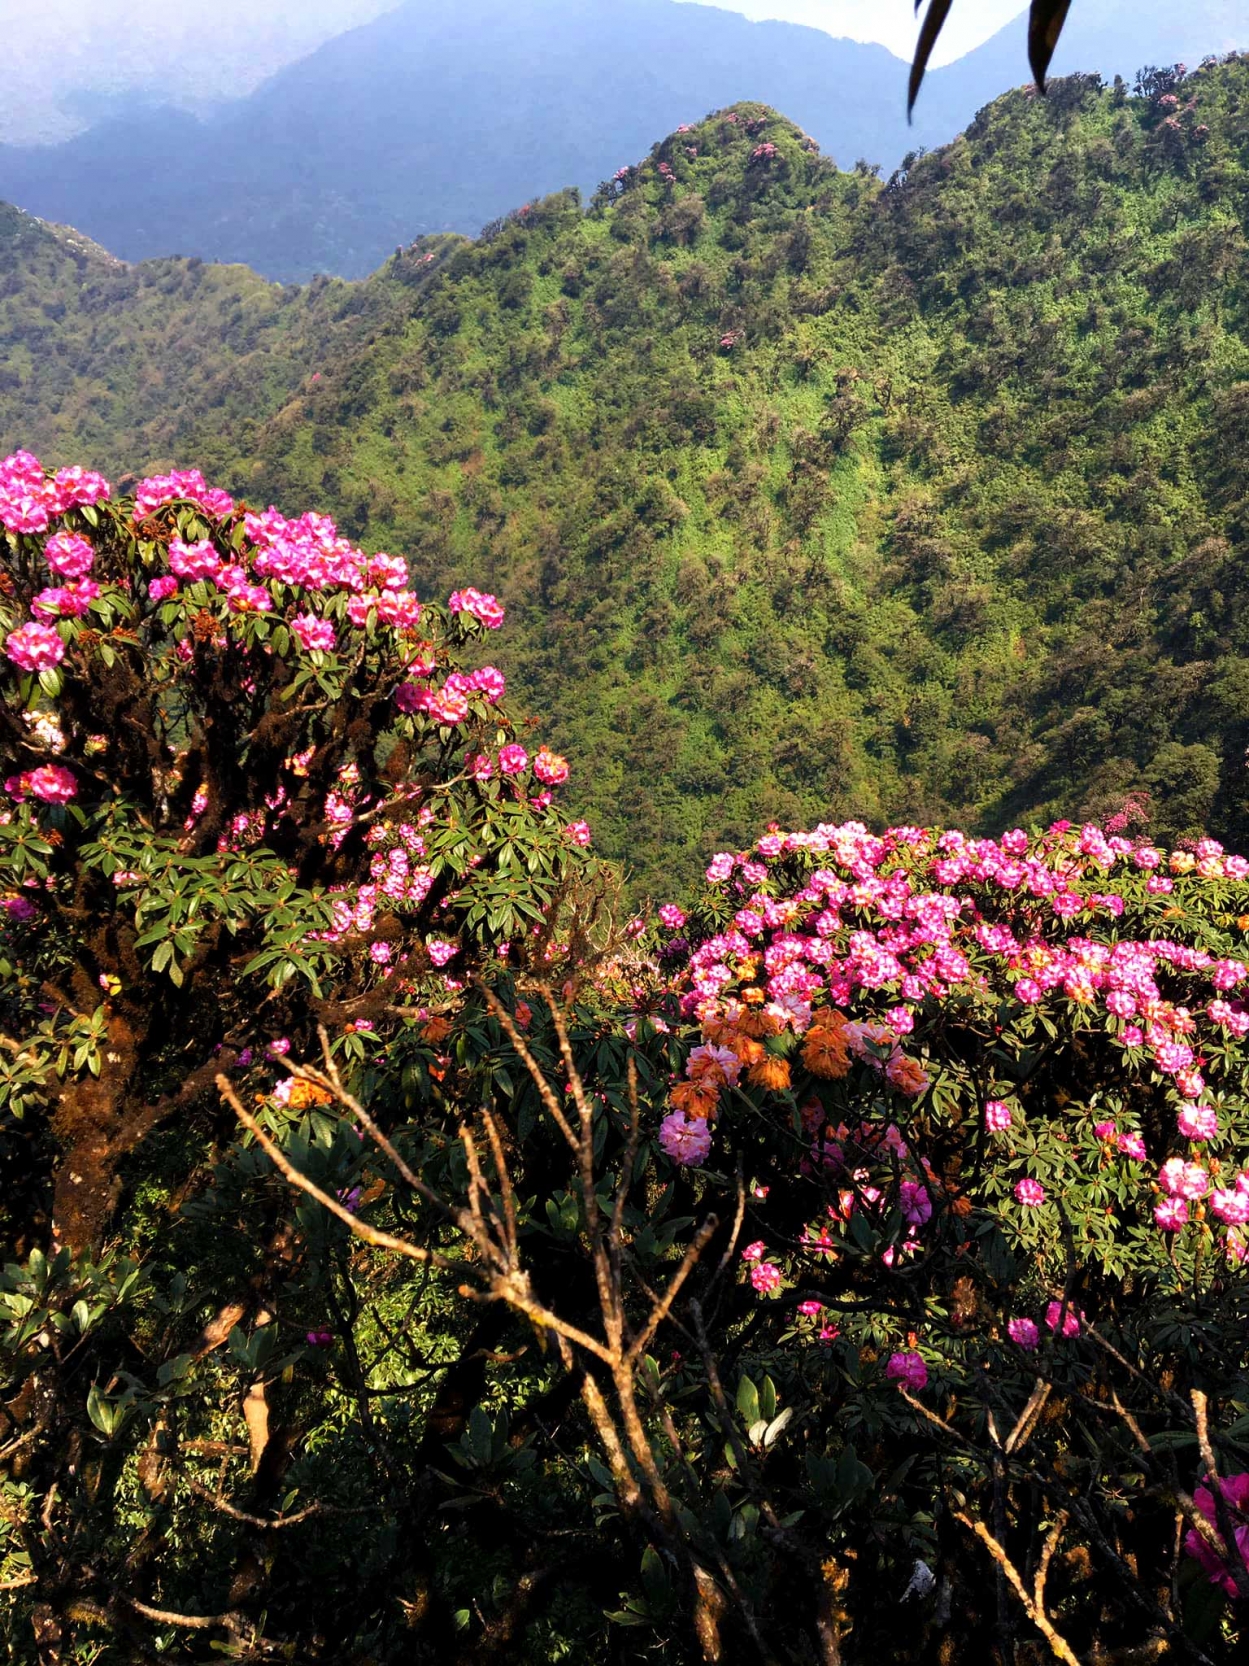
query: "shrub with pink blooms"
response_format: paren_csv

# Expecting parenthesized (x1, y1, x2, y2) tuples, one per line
(0, 453, 611, 1248)
(5, 455, 1249, 1662)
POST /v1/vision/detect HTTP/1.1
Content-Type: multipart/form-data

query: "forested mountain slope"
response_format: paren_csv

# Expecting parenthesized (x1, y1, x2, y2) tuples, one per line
(3, 60, 1249, 894)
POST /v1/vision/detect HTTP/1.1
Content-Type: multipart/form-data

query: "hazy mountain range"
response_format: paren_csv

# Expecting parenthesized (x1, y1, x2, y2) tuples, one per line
(0, 0, 1243, 281)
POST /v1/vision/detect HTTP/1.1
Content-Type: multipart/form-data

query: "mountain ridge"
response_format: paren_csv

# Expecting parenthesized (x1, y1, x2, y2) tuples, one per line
(3, 62, 1249, 892)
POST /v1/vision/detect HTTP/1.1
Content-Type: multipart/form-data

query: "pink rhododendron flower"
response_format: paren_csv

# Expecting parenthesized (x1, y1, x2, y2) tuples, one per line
(448, 587, 505, 628)
(750, 1261, 783, 1295)
(426, 939, 458, 967)
(741, 1240, 766, 1262)
(705, 852, 735, 882)
(899, 1180, 933, 1225)
(1117, 1131, 1147, 1161)
(659, 903, 686, 930)
(1158, 1158, 1209, 1199)
(1154, 1196, 1189, 1231)
(25, 764, 76, 805)
(1183, 1473, 1249, 1597)
(1014, 1178, 1046, 1207)
(291, 614, 336, 653)
(659, 1110, 713, 1166)
(1008, 1317, 1039, 1350)
(44, 531, 95, 579)
(1210, 1186, 1249, 1226)
(885, 1351, 928, 1391)
(418, 685, 470, 725)
(1177, 1103, 1219, 1141)
(31, 583, 96, 619)
(375, 590, 422, 630)
(564, 820, 592, 846)
(148, 574, 178, 602)
(985, 1100, 1012, 1131)
(533, 747, 569, 785)
(468, 665, 505, 702)
(498, 744, 528, 775)
(6, 622, 65, 673)
(1044, 1301, 1081, 1337)
(168, 538, 221, 581)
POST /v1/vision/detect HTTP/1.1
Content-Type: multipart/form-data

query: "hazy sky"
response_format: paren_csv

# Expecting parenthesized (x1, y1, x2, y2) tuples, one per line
(681, 1, 1025, 65)
(0, 0, 1022, 143)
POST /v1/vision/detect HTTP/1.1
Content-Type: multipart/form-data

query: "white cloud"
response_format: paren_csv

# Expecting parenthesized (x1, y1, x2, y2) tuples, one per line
(676, 1, 1028, 66)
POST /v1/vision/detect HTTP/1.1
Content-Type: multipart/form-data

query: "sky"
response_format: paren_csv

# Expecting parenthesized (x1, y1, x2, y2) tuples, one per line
(680, 1, 1026, 66)
(0, 0, 1025, 144)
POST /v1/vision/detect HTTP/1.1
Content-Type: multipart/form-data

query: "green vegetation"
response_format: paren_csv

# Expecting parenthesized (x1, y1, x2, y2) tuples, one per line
(2, 62, 1248, 897)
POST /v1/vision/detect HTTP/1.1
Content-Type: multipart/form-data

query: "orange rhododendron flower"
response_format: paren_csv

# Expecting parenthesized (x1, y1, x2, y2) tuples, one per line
(287, 1079, 334, 1109)
(802, 1026, 852, 1079)
(747, 1056, 792, 1092)
(670, 1078, 721, 1119)
(687, 1055, 731, 1089)
(726, 1031, 767, 1067)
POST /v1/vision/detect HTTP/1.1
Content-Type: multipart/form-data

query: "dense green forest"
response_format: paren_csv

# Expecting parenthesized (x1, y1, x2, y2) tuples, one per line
(3, 58, 1248, 894)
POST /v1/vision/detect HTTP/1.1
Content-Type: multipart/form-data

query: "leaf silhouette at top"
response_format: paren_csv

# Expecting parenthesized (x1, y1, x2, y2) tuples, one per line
(908, 0, 955, 118)
(909, 0, 1076, 114)
(1028, 0, 1073, 88)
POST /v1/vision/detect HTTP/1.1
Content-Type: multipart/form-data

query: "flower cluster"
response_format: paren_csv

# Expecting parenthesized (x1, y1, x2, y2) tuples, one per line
(1, 454, 596, 1062)
(649, 817, 1249, 1385)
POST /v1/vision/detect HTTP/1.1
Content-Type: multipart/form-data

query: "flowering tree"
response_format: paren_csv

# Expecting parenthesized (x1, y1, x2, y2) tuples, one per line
(637, 817, 1249, 1644)
(0, 451, 608, 1249)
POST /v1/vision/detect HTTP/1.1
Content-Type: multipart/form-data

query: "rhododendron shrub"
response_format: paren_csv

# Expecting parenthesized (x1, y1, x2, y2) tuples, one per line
(627, 818, 1249, 1644)
(0, 454, 608, 1247)
(654, 818, 1249, 1302)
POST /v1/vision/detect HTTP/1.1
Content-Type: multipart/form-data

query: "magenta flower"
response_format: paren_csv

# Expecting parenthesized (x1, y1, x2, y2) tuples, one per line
(148, 574, 178, 602)
(564, 820, 592, 846)
(984, 1099, 1012, 1131)
(468, 665, 506, 703)
(31, 584, 95, 619)
(1158, 1158, 1209, 1199)
(1178, 1103, 1219, 1141)
(1014, 1178, 1046, 1208)
(658, 903, 687, 930)
(750, 1261, 783, 1296)
(168, 538, 221, 581)
(1007, 1317, 1039, 1350)
(533, 747, 570, 785)
(899, 1180, 932, 1225)
(498, 743, 528, 776)
(1154, 1196, 1189, 1232)
(6, 622, 65, 673)
(44, 531, 95, 578)
(1210, 1187, 1249, 1226)
(1044, 1301, 1081, 1337)
(291, 613, 336, 653)
(375, 590, 422, 630)
(1183, 1473, 1249, 1597)
(885, 1351, 928, 1391)
(448, 587, 505, 629)
(658, 1110, 712, 1166)
(25, 764, 76, 805)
